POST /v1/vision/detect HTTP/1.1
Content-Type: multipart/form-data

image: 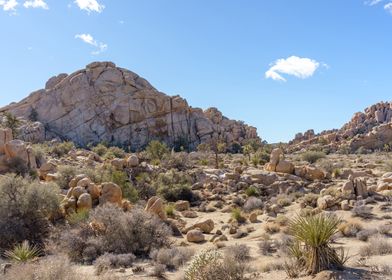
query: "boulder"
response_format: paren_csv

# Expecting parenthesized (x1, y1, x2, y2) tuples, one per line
(317, 195, 335, 210)
(145, 196, 166, 220)
(99, 182, 122, 206)
(174, 200, 190, 211)
(186, 229, 205, 243)
(127, 155, 139, 168)
(186, 219, 214, 234)
(275, 160, 294, 174)
(77, 193, 92, 211)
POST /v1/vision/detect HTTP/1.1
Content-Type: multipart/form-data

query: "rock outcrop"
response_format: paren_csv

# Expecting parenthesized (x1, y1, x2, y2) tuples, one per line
(0, 62, 260, 151)
(290, 101, 392, 152)
(0, 128, 37, 173)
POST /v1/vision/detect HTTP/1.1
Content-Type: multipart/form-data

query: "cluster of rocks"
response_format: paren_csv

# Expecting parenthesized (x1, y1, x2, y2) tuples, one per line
(0, 128, 37, 173)
(290, 101, 392, 152)
(61, 175, 124, 215)
(0, 61, 260, 151)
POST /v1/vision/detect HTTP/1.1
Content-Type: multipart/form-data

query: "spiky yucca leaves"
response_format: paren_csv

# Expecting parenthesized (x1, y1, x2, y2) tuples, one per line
(287, 214, 347, 275)
(4, 240, 41, 262)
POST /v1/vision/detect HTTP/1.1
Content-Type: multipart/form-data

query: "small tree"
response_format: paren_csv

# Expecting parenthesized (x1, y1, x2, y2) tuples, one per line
(242, 144, 254, 161)
(4, 112, 21, 137)
(208, 138, 226, 169)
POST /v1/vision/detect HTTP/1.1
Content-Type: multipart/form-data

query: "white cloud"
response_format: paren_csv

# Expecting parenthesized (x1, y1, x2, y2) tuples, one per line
(365, 0, 383, 5)
(74, 0, 104, 13)
(75, 33, 107, 55)
(265, 56, 323, 82)
(0, 0, 18, 11)
(384, 2, 392, 13)
(23, 0, 48, 9)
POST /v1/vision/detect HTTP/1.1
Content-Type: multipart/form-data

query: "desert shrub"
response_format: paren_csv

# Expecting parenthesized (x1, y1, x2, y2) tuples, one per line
(31, 144, 46, 167)
(359, 235, 392, 256)
(2, 255, 90, 280)
(155, 171, 197, 202)
(150, 247, 194, 270)
(149, 264, 167, 278)
(146, 140, 169, 160)
(104, 146, 126, 159)
(165, 204, 175, 217)
(356, 229, 378, 242)
(159, 184, 194, 202)
(301, 193, 319, 208)
(275, 214, 289, 227)
(243, 197, 263, 212)
(245, 186, 259, 197)
(277, 194, 292, 207)
(231, 208, 246, 223)
(5, 156, 29, 176)
(260, 261, 284, 272)
(258, 238, 274, 255)
(91, 143, 108, 156)
(378, 224, 392, 235)
(301, 151, 326, 164)
(338, 220, 363, 237)
(0, 176, 60, 251)
(94, 253, 136, 275)
(352, 205, 373, 219)
(56, 165, 78, 189)
(66, 209, 90, 226)
(264, 222, 280, 234)
(162, 152, 192, 171)
(225, 244, 250, 262)
(287, 214, 347, 275)
(50, 141, 74, 157)
(4, 240, 41, 262)
(184, 249, 246, 280)
(60, 205, 171, 263)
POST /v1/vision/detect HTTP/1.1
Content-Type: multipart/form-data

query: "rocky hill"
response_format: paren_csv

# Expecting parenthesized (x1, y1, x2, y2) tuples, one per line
(0, 62, 259, 150)
(290, 101, 392, 152)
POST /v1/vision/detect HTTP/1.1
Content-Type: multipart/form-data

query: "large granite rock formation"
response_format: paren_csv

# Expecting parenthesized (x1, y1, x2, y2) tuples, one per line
(0, 62, 259, 150)
(290, 101, 392, 152)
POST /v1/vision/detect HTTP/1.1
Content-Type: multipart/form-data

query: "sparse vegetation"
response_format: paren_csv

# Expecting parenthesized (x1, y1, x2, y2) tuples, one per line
(301, 151, 326, 164)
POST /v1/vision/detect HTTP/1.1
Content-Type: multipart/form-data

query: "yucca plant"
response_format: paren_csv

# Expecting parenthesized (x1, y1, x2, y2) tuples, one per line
(287, 214, 348, 275)
(4, 240, 41, 262)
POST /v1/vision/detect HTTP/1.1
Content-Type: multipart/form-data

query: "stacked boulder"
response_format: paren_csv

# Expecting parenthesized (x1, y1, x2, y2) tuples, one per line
(61, 175, 123, 215)
(341, 176, 368, 199)
(265, 148, 294, 174)
(0, 128, 37, 173)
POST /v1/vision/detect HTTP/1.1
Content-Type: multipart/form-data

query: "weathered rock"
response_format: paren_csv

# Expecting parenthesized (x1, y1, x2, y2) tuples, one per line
(174, 200, 190, 211)
(186, 219, 214, 234)
(72, 186, 87, 199)
(249, 212, 258, 223)
(145, 196, 166, 220)
(186, 229, 205, 243)
(77, 193, 92, 211)
(245, 169, 279, 185)
(275, 160, 294, 174)
(1, 62, 260, 150)
(99, 182, 122, 206)
(317, 195, 335, 210)
(127, 155, 139, 168)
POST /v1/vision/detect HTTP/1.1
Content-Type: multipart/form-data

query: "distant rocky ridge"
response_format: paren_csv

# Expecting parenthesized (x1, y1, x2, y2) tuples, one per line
(290, 101, 392, 152)
(0, 62, 259, 150)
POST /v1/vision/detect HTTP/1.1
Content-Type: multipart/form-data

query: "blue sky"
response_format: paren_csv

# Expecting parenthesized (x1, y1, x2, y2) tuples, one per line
(0, 0, 391, 142)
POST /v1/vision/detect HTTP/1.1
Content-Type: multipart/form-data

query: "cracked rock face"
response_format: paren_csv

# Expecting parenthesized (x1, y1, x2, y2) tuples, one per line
(1, 62, 259, 150)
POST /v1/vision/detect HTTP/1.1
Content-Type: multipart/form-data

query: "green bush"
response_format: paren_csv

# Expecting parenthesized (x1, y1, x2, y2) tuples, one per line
(91, 143, 108, 156)
(0, 176, 60, 250)
(103, 146, 126, 159)
(56, 165, 78, 189)
(146, 140, 169, 160)
(50, 141, 75, 157)
(301, 151, 326, 164)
